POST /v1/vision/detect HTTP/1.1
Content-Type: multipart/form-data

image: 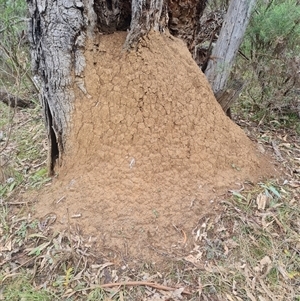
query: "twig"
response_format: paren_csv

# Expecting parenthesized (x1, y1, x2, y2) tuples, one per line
(181, 229, 187, 245)
(0, 43, 39, 93)
(66, 281, 190, 298)
(6, 200, 35, 205)
(100, 281, 185, 291)
(56, 196, 65, 204)
(1, 273, 22, 282)
(67, 208, 75, 255)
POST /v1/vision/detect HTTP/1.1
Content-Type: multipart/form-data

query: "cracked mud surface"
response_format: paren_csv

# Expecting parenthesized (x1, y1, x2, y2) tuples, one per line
(34, 32, 277, 265)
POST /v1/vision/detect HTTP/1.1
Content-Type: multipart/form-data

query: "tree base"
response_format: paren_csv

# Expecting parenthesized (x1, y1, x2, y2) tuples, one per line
(35, 32, 277, 263)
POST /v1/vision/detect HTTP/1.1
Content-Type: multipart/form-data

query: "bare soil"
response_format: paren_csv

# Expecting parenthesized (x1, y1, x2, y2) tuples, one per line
(34, 31, 278, 266)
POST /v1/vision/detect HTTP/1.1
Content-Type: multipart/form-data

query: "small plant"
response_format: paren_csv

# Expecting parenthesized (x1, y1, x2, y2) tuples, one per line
(15, 219, 38, 246)
(87, 288, 106, 301)
(29, 167, 51, 188)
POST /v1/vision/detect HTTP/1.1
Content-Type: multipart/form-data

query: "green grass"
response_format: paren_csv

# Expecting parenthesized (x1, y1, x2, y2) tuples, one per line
(0, 103, 47, 198)
(87, 288, 107, 301)
(1, 274, 57, 301)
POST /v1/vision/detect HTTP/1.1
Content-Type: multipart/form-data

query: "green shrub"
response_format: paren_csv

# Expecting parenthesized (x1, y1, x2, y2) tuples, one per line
(0, 0, 30, 90)
(249, 0, 300, 51)
(235, 0, 300, 126)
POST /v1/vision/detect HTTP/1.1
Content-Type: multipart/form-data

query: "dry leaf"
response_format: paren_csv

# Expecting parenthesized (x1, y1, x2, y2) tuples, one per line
(225, 239, 239, 249)
(1, 240, 12, 252)
(232, 279, 237, 295)
(172, 287, 184, 300)
(256, 193, 269, 210)
(184, 254, 199, 265)
(257, 144, 266, 154)
(145, 293, 164, 301)
(216, 225, 227, 232)
(245, 288, 256, 301)
(258, 278, 275, 300)
(288, 181, 300, 188)
(225, 293, 235, 301)
(198, 277, 203, 297)
(261, 213, 274, 230)
(260, 256, 272, 266)
(279, 143, 291, 148)
(255, 256, 272, 279)
(224, 244, 229, 256)
(277, 264, 291, 280)
(91, 262, 114, 270)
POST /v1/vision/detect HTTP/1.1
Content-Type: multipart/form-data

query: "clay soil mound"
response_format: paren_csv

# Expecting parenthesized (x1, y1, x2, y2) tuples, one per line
(35, 32, 276, 264)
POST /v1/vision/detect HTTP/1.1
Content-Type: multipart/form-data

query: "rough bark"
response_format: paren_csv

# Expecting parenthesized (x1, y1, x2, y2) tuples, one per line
(27, 0, 207, 172)
(124, 0, 165, 48)
(193, 9, 225, 71)
(168, 0, 207, 50)
(215, 79, 245, 117)
(205, 0, 256, 95)
(27, 0, 87, 171)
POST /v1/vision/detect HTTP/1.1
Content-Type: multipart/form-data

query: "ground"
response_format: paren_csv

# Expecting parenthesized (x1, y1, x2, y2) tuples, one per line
(0, 32, 299, 301)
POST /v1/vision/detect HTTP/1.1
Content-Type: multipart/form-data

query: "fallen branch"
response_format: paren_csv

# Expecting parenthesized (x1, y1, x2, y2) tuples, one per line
(0, 90, 30, 108)
(66, 281, 190, 298)
(102, 281, 182, 290)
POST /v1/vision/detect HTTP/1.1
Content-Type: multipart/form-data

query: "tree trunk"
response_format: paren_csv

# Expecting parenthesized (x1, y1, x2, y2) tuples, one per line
(27, 0, 206, 172)
(205, 0, 256, 109)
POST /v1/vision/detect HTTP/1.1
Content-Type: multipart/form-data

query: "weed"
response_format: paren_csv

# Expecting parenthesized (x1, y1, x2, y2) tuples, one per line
(29, 167, 51, 188)
(14, 219, 38, 246)
(87, 288, 106, 301)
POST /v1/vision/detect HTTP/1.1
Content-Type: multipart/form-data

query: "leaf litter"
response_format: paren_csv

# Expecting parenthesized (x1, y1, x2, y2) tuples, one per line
(2, 176, 298, 299)
(1, 101, 300, 299)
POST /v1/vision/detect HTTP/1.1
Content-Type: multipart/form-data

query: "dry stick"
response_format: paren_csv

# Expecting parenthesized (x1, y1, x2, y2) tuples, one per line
(6, 200, 36, 205)
(66, 208, 75, 254)
(181, 229, 187, 245)
(66, 281, 191, 298)
(99, 281, 186, 291)
(1, 273, 22, 282)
